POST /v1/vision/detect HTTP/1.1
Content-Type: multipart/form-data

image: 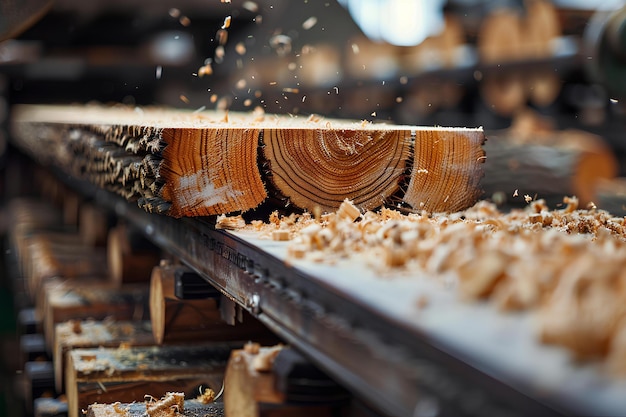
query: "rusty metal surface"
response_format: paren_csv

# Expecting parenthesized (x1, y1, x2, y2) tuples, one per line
(57, 177, 625, 417)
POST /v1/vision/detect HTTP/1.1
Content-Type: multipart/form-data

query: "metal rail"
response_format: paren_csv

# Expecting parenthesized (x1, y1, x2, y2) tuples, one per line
(59, 182, 567, 417)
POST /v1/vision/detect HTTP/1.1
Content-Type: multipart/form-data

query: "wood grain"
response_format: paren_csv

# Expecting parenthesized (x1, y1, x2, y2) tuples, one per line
(150, 264, 221, 345)
(11, 105, 485, 216)
(160, 127, 266, 217)
(405, 129, 486, 212)
(263, 127, 410, 213)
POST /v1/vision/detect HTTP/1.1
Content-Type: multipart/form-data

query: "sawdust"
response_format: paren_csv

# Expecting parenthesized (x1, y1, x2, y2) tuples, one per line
(195, 388, 216, 404)
(238, 197, 626, 367)
(145, 392, 184, 417)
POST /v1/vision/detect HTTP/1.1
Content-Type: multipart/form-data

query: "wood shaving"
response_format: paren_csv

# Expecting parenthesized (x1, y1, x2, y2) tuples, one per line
(145, 392, 184, 417)
(215, 214, 245, 230)
(237, 197, 626, 368)
(195, 387, 216, 404)
(113, 402, 129, 416)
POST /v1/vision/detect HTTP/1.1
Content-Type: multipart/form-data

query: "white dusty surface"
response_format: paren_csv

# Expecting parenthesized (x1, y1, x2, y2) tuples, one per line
(232, 229, 626, 416)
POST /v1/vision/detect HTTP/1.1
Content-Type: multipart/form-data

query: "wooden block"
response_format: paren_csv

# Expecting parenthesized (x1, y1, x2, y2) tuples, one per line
(42, 280, 149, 352)
(224, 344, 343, 417)
(66, 344, 230, 417)
(150, 264, 270, 345)
(107, 224, 161, 286)
(11, 104, 485, 216)
(53, 320, 155, 393)
(35, 276, 106, 324)
(87, 399, 223, 417)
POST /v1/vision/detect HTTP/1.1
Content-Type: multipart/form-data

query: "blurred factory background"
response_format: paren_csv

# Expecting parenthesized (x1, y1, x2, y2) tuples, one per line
(2, 0, 626, 415)
(1, 0, 626, 168)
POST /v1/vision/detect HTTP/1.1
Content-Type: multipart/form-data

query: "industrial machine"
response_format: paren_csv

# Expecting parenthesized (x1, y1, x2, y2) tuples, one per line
(3, 1, 626, 417)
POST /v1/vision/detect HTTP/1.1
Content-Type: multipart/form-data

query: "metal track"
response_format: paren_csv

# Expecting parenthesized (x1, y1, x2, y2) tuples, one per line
(61, 183, 567, 417)
(48, 169, 626, 417)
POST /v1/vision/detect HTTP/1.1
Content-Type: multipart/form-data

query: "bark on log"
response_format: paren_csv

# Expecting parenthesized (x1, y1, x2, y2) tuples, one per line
(150, 264, 271, 345)
(66, 345, 230, 417)
(482, 111, 617, 205)
(53, 320, 155, 393)
(11, 104, 485, 216)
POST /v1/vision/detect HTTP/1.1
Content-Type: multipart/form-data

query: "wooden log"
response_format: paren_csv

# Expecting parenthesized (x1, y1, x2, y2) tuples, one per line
(403, 129, 485, 212)
(41, 280, 149, 352)
(87, 399, 223, 417)
(400, 12, 465, 74)
(53, 320, 155, 393)
(66, 344, 230, 417)
(150, 264, 271, 345)
(107, 224, 161, 286)
(482, 110, 617, 205)
(11, 104, 485, 216)
(6, 198, 64, 287)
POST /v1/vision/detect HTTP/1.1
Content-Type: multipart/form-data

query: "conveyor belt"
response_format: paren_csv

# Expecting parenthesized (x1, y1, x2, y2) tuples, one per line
(61, 173, 626, 417)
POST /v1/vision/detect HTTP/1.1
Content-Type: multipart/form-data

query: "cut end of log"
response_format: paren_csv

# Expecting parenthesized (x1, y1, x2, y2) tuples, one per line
(160, 128, 267, 217)
(262, 127, 412, 213)
(405, 128, 486, 212)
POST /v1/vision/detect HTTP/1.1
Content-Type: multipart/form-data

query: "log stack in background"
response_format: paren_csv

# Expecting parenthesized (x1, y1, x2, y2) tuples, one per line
(3, 173, 283, 417)
(482, 110, 619, 207)
(476, 0, 563, 116)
